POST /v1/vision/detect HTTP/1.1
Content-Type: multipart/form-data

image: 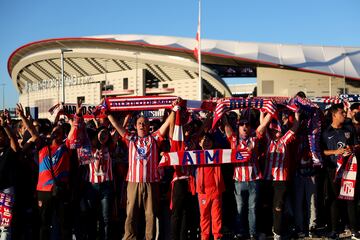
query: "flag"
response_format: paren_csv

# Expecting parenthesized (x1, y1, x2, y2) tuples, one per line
(261, 99, 277, 116)
(93, 98, 109, 117)
(194, 0, 203, 100)
(212, 98, 230, 129)
(194, 0, 201, 62)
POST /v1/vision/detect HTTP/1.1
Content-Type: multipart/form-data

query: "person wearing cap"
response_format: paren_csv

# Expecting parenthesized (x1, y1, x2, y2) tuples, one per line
(223, 111, 272, 240)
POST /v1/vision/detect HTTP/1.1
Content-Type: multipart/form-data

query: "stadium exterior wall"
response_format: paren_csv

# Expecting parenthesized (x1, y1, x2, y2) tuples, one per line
(19, 68, 201, 118)
(257, 67, 359, 97)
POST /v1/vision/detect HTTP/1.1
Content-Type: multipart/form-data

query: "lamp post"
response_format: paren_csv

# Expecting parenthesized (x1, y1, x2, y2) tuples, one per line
(60, 49, 73, 103)
(342, 52, 347, 95)
(134, 52, 140, 96)
(0, 83, 5, 110)
(103, 59, 110, 97)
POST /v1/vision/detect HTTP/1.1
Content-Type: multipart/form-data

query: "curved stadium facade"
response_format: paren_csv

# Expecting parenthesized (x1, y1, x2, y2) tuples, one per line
(7, 34, 360, 117)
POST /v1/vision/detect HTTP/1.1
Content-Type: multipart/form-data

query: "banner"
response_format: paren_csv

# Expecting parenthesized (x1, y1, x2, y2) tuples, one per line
(159, 148, 251, 167)
(63, 103, 97, 118)
(49, 103, 98, 119)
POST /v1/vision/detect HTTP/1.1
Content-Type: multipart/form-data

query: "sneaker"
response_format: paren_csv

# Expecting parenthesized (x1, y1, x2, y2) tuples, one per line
(352, 231, 360, 240)
(273, 233, 281, 240)
(297, 232, 306, 238)
(309, 227, 317, 238)
(233, 234, 244, 240)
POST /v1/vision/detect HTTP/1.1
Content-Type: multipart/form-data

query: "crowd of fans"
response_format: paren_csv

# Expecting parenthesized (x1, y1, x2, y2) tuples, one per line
(1, 92, 360, 240)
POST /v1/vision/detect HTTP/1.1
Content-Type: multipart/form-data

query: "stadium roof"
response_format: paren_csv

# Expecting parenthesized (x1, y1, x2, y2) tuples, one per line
(8, 34, 360, 93)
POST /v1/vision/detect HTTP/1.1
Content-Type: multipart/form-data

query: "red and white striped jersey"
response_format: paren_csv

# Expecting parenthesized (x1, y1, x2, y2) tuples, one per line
(228, 133, 262, 182)
(263, 130, 295, 181)
(124, 130, 164, 183)
(89, 146, 113, 184)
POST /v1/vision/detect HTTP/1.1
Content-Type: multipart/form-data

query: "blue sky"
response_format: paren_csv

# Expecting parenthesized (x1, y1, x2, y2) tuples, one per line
(0, 0, 359, 108)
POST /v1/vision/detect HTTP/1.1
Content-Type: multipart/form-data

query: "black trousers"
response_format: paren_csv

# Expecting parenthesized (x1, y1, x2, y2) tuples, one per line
(272, 181, 288, 235)
(325, 169, 358, 232)
(170, 179, 193, 240)
(38, 191, 71, 240)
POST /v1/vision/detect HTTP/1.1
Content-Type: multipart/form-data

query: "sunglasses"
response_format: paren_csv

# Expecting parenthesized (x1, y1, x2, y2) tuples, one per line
(239, 122, 250, 127)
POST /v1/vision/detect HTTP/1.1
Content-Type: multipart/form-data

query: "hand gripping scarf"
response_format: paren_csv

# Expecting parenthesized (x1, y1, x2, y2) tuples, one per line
(286, 96, 323, 166)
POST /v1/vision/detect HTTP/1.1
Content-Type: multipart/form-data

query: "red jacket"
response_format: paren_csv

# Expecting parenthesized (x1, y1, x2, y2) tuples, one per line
(196, 166, 225, 194)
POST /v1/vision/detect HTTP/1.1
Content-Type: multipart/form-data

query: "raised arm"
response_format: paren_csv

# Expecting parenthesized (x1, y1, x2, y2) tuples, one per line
(16, 103, 40, 143)
(0, 114, 19, 152)
(67, 100, 84, 141)
(161, 98, 181, 138)
(168, 110, 176, 140)
(107, 113, 127, 138)
(290, 111, 300, 132)
(256, 111, 273, 135)
(222, 114, 234, 139)
(158, 110, 176, 137)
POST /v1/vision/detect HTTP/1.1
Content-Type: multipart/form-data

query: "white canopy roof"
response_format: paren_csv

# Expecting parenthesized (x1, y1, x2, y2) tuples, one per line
(92, 34, 360, 80)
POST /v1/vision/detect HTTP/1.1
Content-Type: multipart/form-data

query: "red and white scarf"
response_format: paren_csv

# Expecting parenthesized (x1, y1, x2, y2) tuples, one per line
(336, 154, 358, 200)
(212, 97, 277, 128)
(105, 96, 215, 112)
(159, 148, 251, 167)
(0, 192, 14, 227)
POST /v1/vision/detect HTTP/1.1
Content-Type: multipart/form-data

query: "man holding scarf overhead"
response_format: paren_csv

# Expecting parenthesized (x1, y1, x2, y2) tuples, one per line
(223, 111, 272, 240)
(106, 101, 176, 240)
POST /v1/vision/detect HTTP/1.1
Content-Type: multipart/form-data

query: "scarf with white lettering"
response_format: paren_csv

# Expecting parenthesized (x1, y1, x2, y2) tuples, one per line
(212, 98, 277, 128)
(336, 154, 358, 200)
(103, 96, 215, 112)
(159, 148, 251, 167)
(0, 191, 14, 227)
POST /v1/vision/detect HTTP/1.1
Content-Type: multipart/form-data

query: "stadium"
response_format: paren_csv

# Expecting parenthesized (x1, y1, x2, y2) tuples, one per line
(7, 34, 360, 117)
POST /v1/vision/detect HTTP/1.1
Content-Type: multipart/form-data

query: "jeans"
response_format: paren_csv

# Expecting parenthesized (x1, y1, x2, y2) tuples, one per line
(0, 187, 14, 240)
(234, 181, 259, 235)
(294, 173, 317, 233)
(86, 181, 113, 240)
(38, 190, 72, 240)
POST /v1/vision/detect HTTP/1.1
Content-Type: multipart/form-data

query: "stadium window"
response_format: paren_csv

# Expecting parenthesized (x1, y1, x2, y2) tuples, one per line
(123, 78, 128, 89)
(262, 80, 274, 94)
(77, 96, 85, 103)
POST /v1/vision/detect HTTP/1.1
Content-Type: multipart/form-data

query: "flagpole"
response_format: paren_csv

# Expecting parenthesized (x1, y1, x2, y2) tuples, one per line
(198, 0, 202, 100)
